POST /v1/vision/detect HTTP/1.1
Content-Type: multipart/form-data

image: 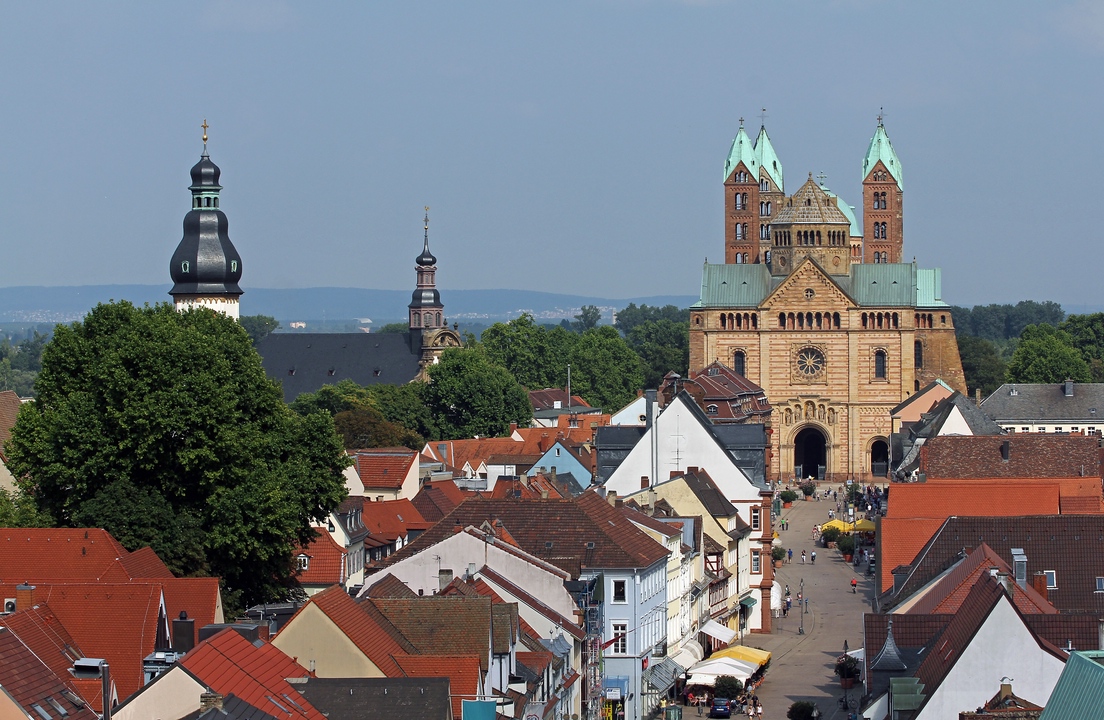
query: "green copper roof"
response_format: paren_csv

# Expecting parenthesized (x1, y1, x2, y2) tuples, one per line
(818, 183, 862, 237)
(754, 126, 784, 193)
(1039, 651, 1104, 720)
(723, 125, 758, 181)
(862, 123, 903, 190)
(692, 263, 776, 308)
(695, 261, 949, 309)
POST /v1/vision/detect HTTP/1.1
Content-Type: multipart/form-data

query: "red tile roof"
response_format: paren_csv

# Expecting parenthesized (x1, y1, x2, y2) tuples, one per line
(920, 433, 1102, 479)
(161, 577, 222, 631)
(905, 544, 1056, 616)
(364, 572, 418, 598)
(293, 531, 347, 587)
(0, 528, 129, 582)
(180, 628, 324, 719)
(352, 448, 418, 490)
(877, 518, 947, 593)
(393, 654, 482, 719)
(412, 480, 472, 522)
(285, 585, 413, 676)
(0, 626, 99, 720)
(0, 603, 100, 710)
(7, 583, 167, 701)
(360, 498, 430, 543)
(117, 545, 174, 579)
(885, 482, 1060, 520)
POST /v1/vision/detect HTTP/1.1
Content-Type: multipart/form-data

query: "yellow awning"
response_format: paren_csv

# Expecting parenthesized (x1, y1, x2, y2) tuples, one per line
(711, 644, 772, 667)
(819, 519, 852, 532)
(852, 519, 876, 532)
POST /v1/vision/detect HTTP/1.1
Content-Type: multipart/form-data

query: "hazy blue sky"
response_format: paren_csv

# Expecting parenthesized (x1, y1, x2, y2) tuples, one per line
(2, 2, 1102, 307)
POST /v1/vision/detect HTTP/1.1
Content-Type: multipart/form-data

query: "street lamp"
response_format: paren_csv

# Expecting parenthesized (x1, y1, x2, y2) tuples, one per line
(71, 658, 111, 720)
(798, 578, 805, 635)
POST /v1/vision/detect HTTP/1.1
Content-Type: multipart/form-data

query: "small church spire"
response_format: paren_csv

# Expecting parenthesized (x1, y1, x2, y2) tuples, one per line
(423, 205, 430, 251)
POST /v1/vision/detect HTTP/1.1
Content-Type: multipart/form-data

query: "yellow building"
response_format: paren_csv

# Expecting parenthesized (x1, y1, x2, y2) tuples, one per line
(690, 121, 965, 482)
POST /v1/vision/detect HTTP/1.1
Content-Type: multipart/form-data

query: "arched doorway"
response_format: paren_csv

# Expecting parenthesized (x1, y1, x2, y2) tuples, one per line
(794, 426, 827, 481)
(870, 439, 889, 478)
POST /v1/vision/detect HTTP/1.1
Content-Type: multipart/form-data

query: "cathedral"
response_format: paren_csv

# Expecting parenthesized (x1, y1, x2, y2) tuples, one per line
(689, 119, 966, 482)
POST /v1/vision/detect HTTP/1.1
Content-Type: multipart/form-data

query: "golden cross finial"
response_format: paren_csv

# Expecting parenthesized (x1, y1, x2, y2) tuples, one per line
(202, 119, 209, 145)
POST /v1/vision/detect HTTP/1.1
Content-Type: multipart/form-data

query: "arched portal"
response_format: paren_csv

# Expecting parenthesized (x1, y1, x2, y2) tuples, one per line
(870, 439, 889, 478)
(794, 426, 827, 481)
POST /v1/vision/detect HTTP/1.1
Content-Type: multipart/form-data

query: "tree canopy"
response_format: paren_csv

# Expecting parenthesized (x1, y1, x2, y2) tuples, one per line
(423, 347, 532, 438)
(1059, 313, 1104, 382)
(239, 315, 280, 344)
(957, 334, 1007, 399)
(1005, 324, 1091, 384)
(950, 301, 1064, 342)
(291, 379, 424, 450)
(625, 318, 689, 389)
(614, 303, 689, 334)
(480, 314, 644, 410)
(5, 302, 349, 605)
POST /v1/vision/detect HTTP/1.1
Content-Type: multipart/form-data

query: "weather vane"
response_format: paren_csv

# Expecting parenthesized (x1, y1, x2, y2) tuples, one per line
(424, 206, 430, 240)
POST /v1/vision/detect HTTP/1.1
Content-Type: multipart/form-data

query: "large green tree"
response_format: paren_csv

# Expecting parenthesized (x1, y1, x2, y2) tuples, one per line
(626, 318, 689, 389)
(568, 326, 645, 411)
(957, 334, 1007, 399)
(1005, 324, 1091, 384)
(614, 303, 689, 335)
(239, 315, 280, 344)
(1059, 313, 1104, 382)
(291, 379, 424, 450)
(5, 302, 348, 605)
(423, 347, 532, 438)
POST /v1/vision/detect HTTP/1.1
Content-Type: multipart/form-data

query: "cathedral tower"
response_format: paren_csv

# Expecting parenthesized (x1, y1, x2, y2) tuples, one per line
(408, 207, 446, 342)
(861, 118, 904, 263)
(723, 120, 760, 264)
(169, 122, 243, 318)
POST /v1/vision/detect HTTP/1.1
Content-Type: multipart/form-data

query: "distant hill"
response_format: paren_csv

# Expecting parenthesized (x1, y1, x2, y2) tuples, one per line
(0, 285, 698, 326)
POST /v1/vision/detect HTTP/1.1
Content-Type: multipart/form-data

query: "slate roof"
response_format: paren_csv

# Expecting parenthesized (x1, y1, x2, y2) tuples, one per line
(255, 333, 422, 402)
(681, 468, 744, 523)
(181, 693, 280, 720)
(0, 626, 99, 720)
(291, 677, 452, 720)
(178, 628, 324, 719)
(375, 492, 669, 578)
(678, 362, 772, 424)
(283, 585, 412, 676)
(982, 382, 1104, 424)
(393, 654, 481, 719)
(919, 432, 1101, 479)
(864, 613, 952, 701)
(369, 596, 493, 672)
(352, 448, 418, 491)
(881, 516, 1104, 614)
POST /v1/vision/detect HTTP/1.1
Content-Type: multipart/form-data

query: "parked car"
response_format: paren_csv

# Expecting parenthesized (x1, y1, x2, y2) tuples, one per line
(709, 698, 731, 718)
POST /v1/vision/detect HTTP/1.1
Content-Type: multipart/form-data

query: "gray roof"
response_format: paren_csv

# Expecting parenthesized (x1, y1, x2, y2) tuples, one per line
(293, 677, 451, 720)
(182, 695, 279, 720)
(894, 392, 1003, 477)
(981, 382, 1104, 424)
(681, 470, 741, 521)
(254, 332, 422, 401)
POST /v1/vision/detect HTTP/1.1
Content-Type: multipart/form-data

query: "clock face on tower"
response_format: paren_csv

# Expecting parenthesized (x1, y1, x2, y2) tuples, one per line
(796, 347, 825, 377)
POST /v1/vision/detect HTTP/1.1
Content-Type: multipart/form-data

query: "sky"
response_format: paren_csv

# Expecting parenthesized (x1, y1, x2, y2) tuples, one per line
(2, 1, 1103, 308)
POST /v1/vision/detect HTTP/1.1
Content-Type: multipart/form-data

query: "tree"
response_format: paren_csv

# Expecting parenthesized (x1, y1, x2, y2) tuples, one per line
(365, 383, 439, 441)
(713, 675, 743, 698)
(480, 314, 564, 389)
(0, 358, 38, 397)
(957, 334, 1007, 398)
(291, 380, 424, 450)
(1006, 324, 1091, 384)
(626, 319, 689, 389)
(423, 347, 532, 438)
(0, 487, 51, 528)
(1059, 313, 1104, 381)
(6, 302, 349, 605)
(239, 315, 280, 344)
(568, 326, 646, 411)
(572, 305, 602, 333)
(376, 322, 409, 334)
(614, 303, 689, 335)
(787, 701, 817, 720)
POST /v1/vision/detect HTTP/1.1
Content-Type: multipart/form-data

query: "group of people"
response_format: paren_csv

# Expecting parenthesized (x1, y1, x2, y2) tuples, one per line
(684, 691, 764, 718)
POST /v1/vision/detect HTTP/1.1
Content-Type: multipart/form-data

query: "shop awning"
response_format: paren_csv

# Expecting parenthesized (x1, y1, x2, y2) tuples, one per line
(739, 596, 757, 608)
(670, 640, 704, 671)
(685, 657, 756, 685)
(645, 657, 683, 693)
(602, 676, 629, 701)
(712, 645, 772, 667)
(852, 518, 876, 532)
(701, 619, 737, 644)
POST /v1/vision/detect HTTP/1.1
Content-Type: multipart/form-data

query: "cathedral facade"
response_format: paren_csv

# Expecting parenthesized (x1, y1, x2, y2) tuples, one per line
(690, 121, 966, 482)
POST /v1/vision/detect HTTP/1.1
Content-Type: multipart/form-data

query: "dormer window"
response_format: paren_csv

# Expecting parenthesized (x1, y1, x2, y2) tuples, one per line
(706, 405, 718, 414)
(297, 555, 310, 570)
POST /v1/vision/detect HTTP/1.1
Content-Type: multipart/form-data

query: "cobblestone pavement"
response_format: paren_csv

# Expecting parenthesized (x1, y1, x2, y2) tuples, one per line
(737, 487, 875, 720)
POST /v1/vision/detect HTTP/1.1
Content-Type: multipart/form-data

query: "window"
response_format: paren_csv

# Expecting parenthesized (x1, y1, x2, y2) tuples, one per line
(1022, 427, 1030, 433)
(874, 350, 887, 379)
(296, 554, 310, 570)
(613, 579, 627, 603)
(1096, 577, 1104, 592)
(751, 551, 761, 574)
(760, 179, 768, 191)
(751, 507, 761, 531)
(733, 350, 746, 376)
(914, 340, 923, 369)
(735, 224, 744, 240)
(706, 404, 718, 414)
(611, 623, 627, 654)
(1044, 570, 1057, 589)
(181, 261, 190, 273)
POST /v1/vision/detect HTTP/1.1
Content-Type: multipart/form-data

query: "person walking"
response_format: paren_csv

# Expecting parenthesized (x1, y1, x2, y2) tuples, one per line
(787, 548, 793, 563)
(801, 550, 806, 564)
(851, 577, 858, 593)
(811, 550, 817, 564)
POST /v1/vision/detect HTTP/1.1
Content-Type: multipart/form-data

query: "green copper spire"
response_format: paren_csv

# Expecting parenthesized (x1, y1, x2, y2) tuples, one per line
(862, 119, 903, 190)
(754, 125, 784, 193)
(723, 119, 758, 181)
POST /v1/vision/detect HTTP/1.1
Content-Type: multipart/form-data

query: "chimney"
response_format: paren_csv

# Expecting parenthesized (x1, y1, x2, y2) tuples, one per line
(550, 467, 556, 482)
(199, 692, 224, 712)
(1065, 380, 1075, 397)
(172, 611, 196, 654)
(996, 571, 1014, 597)
(645, 390, 656, 430)
(892, 565, 911, 596)
(15, 584, 35, 610)
(641, 476, 649, 489)
(687, 466, 699, 475)
(1011, 548, 1028, 588)
(975, 387, 981, 406)
(1001, 440, 1010, 461)
(607, 490, 617, 506)
(998, 679, 1013, 701)
(509, 422, 518, 434)
(669, 470, 679, 479)
(1031, 572, 1048, 602)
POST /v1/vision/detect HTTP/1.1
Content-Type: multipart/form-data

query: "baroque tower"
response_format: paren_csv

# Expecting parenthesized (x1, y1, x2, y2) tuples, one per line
(169, 122, 243, 318)
(408, 207, 446, 341)
(861, 117, 904, 263)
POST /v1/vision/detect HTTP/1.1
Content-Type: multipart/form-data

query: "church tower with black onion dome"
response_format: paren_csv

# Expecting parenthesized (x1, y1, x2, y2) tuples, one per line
(408, 207, 446, 341)
(169, 121, 243, 319)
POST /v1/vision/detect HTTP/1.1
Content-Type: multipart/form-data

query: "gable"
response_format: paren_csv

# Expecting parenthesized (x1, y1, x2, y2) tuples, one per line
(272, 602, 387, 679)
(113, 665, 204, 720)
(761, 258, 854, 310)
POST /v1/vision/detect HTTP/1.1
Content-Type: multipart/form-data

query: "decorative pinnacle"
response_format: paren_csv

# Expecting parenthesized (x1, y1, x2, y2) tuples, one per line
(816, 171, 827, 187)
(423, 206, 430, 246)
(201, 119, 209, 155)
(759, 107, 768, 127)
(877, 107, 885, 126)
(739, 116, 744, 128)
